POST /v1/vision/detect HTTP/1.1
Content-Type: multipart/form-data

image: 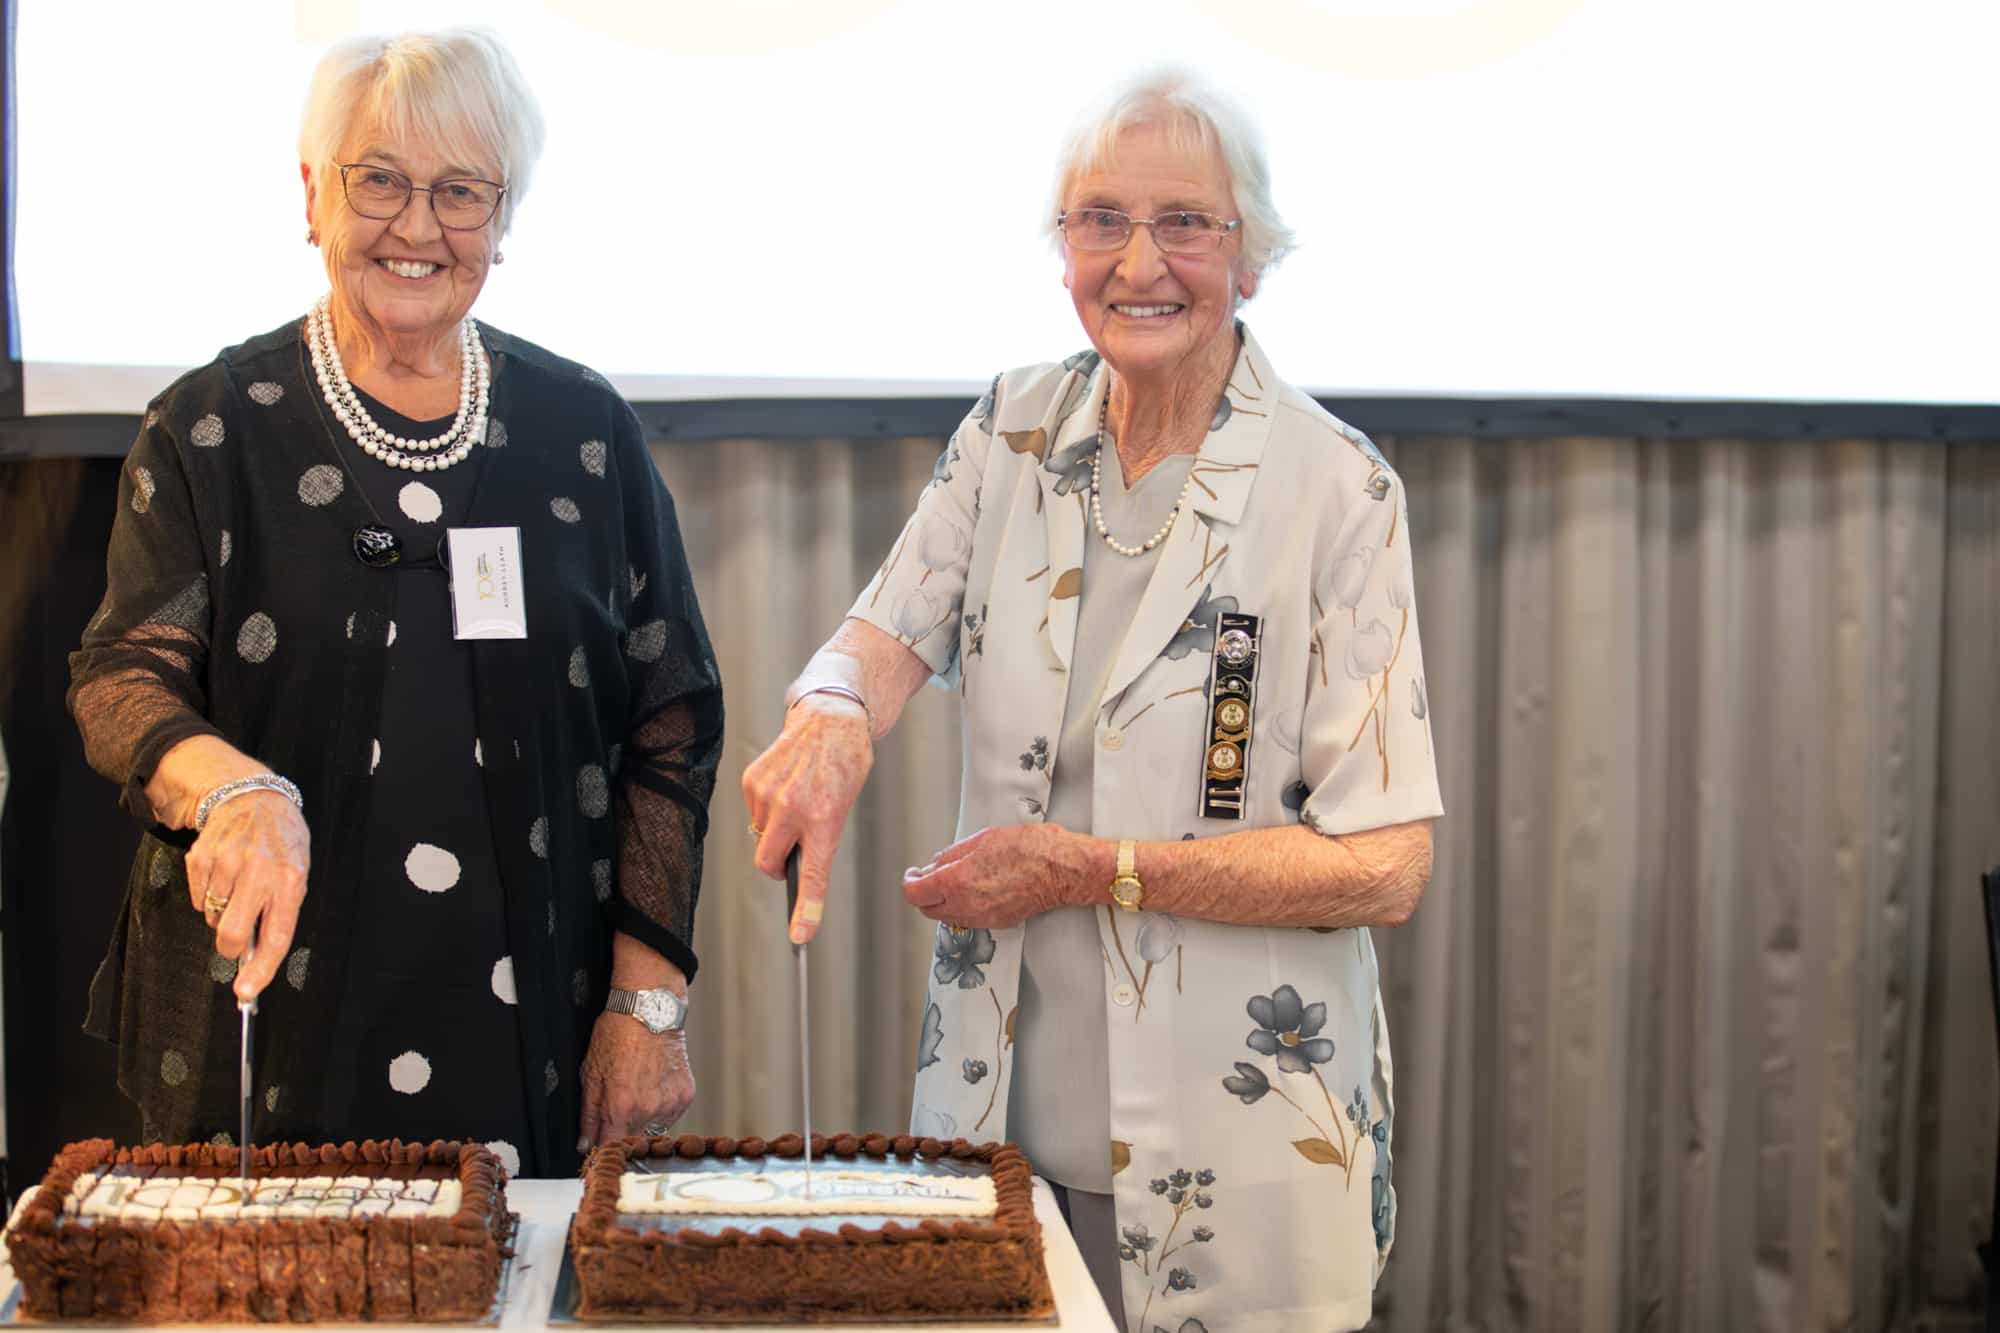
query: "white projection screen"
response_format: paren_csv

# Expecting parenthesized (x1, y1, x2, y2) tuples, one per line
(16, 0, 1999, 412)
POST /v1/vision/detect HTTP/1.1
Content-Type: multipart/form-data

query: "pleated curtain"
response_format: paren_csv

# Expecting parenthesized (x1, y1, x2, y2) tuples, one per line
(652, 431, 1999, 1332)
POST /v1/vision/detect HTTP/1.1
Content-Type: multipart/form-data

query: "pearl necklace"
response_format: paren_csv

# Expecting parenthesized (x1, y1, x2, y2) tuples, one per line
(1090, 398, 1194, 557)
(306, 293, 490, 472)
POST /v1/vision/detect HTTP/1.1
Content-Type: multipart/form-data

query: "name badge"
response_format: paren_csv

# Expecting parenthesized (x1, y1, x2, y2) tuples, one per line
(1200, 612, 1261, 819)
(446, 527, 528, 640)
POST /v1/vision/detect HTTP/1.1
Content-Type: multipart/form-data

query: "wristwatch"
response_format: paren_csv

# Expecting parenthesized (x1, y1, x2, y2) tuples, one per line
(605, 986, 688, 1034)
(1109, 839, 1144, 913)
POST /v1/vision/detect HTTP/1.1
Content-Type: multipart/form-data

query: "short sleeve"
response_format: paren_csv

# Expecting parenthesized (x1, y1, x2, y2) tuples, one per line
(1296, 459, 1444, 837)
(846, 384, 995, 678)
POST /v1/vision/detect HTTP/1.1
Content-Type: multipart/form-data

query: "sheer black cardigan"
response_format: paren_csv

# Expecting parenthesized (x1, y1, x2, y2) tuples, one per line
(68, 319, 723, 1173)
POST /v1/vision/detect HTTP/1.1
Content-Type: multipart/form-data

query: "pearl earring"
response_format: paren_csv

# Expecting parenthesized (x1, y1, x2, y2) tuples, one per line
(493, 251, 505, 265)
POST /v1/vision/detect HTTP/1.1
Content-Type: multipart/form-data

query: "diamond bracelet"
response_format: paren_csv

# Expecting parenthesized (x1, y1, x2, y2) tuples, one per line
(193, 774, 304, 832)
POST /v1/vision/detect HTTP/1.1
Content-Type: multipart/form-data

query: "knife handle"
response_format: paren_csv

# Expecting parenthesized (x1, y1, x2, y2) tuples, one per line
(784, 845, 802, 925)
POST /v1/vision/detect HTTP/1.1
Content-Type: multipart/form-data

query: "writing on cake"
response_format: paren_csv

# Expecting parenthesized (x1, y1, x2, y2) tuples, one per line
(616, 1169, 998, 1217)
(64, 1171, 463, 1221)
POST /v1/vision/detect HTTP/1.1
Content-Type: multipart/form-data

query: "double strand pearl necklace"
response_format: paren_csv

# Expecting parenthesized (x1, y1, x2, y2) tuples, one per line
(306, 293, 491, 472)
(1090, 397, 1195, 557)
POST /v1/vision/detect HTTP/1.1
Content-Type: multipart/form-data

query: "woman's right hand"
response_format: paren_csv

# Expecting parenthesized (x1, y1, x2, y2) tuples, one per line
(741, 693, 873, 944)
(187, 788, 312, 1002)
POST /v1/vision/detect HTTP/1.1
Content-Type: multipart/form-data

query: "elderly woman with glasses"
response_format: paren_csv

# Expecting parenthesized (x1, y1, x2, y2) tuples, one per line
(744, 71, 1441, 1328)
(69, 29, 721, 1178)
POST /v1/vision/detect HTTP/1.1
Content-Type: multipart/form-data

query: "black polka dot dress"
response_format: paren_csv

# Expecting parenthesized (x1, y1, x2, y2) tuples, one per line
(71, 319, 724, 1182)
(310, 388, 532, 1181)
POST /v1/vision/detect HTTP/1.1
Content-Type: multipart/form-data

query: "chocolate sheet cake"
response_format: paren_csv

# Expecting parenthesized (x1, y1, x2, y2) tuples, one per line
(7, 1138, 509, 1322)
(569, 1132, 1053, 1323)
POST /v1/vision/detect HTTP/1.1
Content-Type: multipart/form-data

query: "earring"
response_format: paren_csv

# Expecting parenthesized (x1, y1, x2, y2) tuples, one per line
(306, 229, 318, 246)
(493, 251, 506, 265)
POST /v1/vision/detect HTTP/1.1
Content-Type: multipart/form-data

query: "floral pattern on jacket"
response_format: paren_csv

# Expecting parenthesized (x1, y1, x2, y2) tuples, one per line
(850, 327, 1442, 1332)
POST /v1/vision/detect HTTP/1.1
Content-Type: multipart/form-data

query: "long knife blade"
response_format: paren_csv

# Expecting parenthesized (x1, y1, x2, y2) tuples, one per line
(784, 848, 812, 1199)
(238, 929, 257, 1192)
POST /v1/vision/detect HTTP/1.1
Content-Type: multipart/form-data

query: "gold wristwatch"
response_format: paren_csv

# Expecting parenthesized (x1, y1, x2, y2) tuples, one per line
(1110, 838, 1144, 912)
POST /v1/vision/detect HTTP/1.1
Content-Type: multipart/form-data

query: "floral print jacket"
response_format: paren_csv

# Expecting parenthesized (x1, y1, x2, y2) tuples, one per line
(850, 327, 1444, 1333)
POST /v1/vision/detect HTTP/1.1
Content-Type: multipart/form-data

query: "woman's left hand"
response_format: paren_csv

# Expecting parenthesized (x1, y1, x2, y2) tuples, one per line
(577, 1017, 695, 1152)
(901, 823, 1098, 929)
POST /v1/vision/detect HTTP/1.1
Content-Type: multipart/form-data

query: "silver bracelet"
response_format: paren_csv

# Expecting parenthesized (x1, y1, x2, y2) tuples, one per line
(787, 683, 874, 734)
(194, 774, 304, 832)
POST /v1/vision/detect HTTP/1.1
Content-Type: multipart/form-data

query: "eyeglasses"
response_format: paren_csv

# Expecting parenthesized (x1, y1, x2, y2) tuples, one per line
(338, 162, 506, 230)
(1057, 208, 1241, 254)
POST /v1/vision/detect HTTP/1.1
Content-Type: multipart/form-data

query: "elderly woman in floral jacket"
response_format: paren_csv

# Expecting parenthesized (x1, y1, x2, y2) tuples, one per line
(743, 71, 1440, 1332)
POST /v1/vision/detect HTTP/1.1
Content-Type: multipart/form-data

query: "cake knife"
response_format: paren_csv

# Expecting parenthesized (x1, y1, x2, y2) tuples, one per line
(784, 847, 814, 1199)
(238, 927, 256, 1192)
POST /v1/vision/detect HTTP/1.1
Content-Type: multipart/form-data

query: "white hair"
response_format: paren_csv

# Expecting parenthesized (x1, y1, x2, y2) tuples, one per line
(298, 28, 546, 236)
(1046, 70, 1296, 284)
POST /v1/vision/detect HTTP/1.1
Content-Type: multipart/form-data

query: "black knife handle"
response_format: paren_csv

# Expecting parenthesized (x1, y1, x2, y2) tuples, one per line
(785, 845, 801, 923)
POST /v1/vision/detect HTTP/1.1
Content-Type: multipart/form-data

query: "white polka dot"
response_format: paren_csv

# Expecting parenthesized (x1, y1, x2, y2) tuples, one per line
(474, 739, 484, 766)
(237, 612, 278, 663)
(386, 620, 398, 647)
(567, 646, 588, 687)
(572, 969, 590, 1005)
(398, 481, 443, 523)
(626, 620, 667, 663)
(490, 956, 518, 1005)
(405, 843, 462, 893)
(529, 817, 548, 858)
(219, 529, 233, 566)
(161, 1050, 189, 1086)
(248, 382, 284, 407)
(298, 465, 344, 506)
(544, 1060, 559, 1095)
(370, 739, 382, 774)
(286, 948, 311, 990)
(591, 859, 612, 902)
(551, 497, 581, 524)
(577, 765, 609, 818)
(209, 951, 238, 983)
(130, 466, 155, 513)
(149, 846, 175, 888)
(485, 1140, 520, 1180)
(345, 613, 356, 639)
(389, 1051, 432, 1095)
(484, 418, 508, 449)
(190, 414, 225, 447)
(210, 1131, 234, 1148)
(580, 439, 607, 477)
(264, 1085, 281, 1112)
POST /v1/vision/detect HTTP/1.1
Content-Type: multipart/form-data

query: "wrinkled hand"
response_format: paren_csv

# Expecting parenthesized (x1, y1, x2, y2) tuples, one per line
(741, 695, 873, 944)
(902, 823, 1091, 929)
(577, 1014, 695, 1152)
(186, 790, 311, 1003)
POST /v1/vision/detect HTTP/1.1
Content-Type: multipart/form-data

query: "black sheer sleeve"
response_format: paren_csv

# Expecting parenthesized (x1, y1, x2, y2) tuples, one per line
(605, 402, 722, 981)
(66, 409, 225, 823)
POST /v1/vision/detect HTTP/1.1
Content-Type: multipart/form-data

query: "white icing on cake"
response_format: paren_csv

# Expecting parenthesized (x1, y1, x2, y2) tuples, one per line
(616, 1169, 996, 1217)
(63, 1171, 461, 1222)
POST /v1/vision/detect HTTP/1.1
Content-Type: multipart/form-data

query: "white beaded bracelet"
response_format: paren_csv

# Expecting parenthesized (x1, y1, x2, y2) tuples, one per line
(787, 683, 875, 734)
(194, 774, 304, 832)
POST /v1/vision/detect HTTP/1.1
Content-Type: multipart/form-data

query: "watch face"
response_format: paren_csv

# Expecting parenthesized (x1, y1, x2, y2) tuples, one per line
(634, 990, 683, 1032)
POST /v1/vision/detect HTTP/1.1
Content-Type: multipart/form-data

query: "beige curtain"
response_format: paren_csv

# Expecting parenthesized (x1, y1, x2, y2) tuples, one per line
(653, 432, 2000, 1332)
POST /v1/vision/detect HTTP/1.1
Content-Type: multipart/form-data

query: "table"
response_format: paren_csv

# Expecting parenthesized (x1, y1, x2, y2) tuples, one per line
(1, 1178, 1116, 1331)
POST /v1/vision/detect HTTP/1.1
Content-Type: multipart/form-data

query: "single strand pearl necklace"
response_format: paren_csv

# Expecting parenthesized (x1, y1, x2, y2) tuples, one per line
(307, 292, 491, 472)
(1090, 396, 1195, 557)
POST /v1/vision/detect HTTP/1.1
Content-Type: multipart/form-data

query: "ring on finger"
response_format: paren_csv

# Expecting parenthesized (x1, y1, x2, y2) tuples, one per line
(642, 1121, 671, 1137)
(749, 822, 763, 839)
(202, 889, 232, 916)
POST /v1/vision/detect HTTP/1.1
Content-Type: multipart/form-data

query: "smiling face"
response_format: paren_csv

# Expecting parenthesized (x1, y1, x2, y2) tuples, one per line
(303, 121, 501, 347)
(1061, 123, 1256, 389)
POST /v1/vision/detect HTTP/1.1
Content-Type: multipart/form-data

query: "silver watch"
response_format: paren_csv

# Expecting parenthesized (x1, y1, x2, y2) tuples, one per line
(605, 986, 687, 1034)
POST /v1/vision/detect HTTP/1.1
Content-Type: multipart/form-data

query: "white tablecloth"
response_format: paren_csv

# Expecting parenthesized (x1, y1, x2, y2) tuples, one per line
(1, 1177, 1115, 1331)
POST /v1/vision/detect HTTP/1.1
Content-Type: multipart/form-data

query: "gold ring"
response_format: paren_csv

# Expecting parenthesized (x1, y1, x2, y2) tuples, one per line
(202, 890, 232, 916)
(749, 822, 763, 839)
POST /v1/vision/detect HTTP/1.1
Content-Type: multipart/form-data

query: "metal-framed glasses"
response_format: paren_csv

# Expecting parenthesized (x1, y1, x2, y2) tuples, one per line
(338, 162, 506, 230)
(1057, 208, 1241, 254)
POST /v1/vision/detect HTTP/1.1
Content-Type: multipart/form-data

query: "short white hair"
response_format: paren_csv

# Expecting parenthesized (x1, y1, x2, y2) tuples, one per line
(299, 28, 546, 236)
(1046, 70, 1296, 284)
